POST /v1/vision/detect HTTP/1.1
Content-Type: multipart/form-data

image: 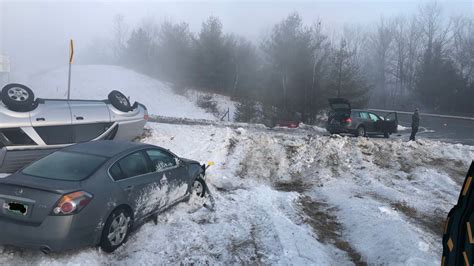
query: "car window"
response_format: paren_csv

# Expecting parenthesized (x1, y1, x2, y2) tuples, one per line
(22, 151, 107, 181)
(369, 113, 380, 122)
(146, 149, 177, 172)
(109, 163, 125, 181)
(117, 151, 151, 179)
(359, 112, 369, 119)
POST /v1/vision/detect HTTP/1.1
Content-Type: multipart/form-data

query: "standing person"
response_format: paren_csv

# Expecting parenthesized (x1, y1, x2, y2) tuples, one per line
(410, 108, 420, 141)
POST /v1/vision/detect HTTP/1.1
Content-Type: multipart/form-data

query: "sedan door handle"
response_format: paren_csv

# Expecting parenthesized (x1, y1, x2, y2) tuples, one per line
(36, 118, 45, 121)
(76, 116, 84, 120)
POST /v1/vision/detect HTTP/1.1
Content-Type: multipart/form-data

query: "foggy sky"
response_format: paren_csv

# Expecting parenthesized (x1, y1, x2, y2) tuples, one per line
(1, 0, 472, 78)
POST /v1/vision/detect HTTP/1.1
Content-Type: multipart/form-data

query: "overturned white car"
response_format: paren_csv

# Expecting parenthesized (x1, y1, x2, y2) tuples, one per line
(0, 83, 148, 173)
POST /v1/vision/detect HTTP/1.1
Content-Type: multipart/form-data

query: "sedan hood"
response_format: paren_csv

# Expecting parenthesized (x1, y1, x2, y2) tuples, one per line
(180, 158, 200, 165)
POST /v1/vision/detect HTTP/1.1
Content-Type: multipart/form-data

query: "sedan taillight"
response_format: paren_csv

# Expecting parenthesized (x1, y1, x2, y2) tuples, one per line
(345, 118, 352, 123)
(52, 191, 93, 215)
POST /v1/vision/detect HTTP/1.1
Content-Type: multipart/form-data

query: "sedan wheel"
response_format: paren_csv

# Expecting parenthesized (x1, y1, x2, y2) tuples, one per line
(100, 208, 132, 253)
(192, 177, 206, 198)
(108, 213, 130, 246)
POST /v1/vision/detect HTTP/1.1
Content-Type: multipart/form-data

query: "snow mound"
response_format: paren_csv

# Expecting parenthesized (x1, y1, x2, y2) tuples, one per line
(26, 65, 214, 120)
(0, 122, 472, 264)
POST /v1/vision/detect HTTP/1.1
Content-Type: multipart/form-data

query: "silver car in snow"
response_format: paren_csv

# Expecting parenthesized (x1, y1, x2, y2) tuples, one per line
(0, 140, 207, 253)
(0, 83, 148, 173)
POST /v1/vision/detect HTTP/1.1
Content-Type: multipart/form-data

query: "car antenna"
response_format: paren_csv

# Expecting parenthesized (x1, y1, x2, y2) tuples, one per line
(67, 39, 74, 100)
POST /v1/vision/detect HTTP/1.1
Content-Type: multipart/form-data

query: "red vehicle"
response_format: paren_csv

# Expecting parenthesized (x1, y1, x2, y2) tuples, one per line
(275, 120, 299, 128)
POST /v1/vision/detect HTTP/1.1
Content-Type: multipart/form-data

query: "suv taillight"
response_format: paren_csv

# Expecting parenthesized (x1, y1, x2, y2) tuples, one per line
(345, 118, 352, 123)
(144, 114, 149, 121)
(52, 191, 93, 215)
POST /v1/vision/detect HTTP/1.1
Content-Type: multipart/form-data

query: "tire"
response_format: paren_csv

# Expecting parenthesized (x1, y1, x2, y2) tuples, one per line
(192, 177, 207, 198)
(100, 207, 133, 253)
(1, 83, 35, 112)
(108, 90, 131, 112)
(356, 126, 366, 137)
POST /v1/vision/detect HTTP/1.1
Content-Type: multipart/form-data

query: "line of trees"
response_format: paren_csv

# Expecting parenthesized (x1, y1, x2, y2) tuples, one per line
(87, 2, 474, 122)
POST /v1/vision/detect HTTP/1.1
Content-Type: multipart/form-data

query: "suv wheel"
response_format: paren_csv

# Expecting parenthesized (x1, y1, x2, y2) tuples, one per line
(356, 126, 366, 137)
(1, 83, 36, 112)
(100, 207, 133, 253)
(108, 90, 131, 112)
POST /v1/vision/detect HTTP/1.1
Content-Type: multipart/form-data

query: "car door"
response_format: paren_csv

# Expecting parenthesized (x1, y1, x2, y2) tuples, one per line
(368, 113, 382, 133)
(109, 151, 165, 219)
(383, 112, 398, 133)
(29, 100, 73, 145)
(145, 149, 189, 204)
(69, 100, 112, 142)
(359, 112, 374, 132)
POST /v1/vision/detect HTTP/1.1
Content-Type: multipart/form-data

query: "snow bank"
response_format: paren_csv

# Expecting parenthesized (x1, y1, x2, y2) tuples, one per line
(398, 124, 410, 131)
(0, 122, 472, 264)
(26, 65, 214, 120)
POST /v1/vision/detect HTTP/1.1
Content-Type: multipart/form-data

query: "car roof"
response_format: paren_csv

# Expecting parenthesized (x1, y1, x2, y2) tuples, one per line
(352, 109, 375, 112)
(62, 140, 154, 157)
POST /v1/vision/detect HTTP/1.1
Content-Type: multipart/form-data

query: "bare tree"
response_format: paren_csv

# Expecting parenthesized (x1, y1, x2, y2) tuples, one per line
(112, 14, 129, 63)
(368, 17, 393, 108)
(451, 16, 474, 83)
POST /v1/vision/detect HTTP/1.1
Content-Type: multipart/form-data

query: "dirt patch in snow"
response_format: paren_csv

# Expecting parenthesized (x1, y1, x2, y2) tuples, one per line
(299, 196, 366, 266)
(227, 137, 238, 156)
(273, 179, 310, 193)
(391, 201, 446, 237)
(366, 192, 447, 237)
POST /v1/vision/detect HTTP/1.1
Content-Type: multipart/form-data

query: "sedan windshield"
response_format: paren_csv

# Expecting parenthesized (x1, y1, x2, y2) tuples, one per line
(22, 151, 107, 181)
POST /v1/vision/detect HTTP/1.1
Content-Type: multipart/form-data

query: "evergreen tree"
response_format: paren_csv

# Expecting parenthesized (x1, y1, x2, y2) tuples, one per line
(235, 98, 258, 123)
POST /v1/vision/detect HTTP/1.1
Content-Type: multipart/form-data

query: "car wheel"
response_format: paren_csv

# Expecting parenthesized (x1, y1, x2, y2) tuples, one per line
(1, 83, 35, 112)
(100, 207, 133, 253)
(356, 126, 366, 137)
(192, 177, 206, 198)
(108, 90, 131, 112)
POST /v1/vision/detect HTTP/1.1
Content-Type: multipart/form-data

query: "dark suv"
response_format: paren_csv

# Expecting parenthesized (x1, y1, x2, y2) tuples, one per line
(326, 98, 398, 138)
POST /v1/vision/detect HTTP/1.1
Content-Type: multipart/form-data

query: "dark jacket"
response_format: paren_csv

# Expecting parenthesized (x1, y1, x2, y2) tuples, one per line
(412, 112, 420, 128)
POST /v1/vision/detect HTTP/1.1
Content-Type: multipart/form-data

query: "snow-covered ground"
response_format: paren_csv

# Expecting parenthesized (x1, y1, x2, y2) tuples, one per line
(25, 65, 214, 120)
(183, 90, 237, 121)
(1, 121, 472, 265)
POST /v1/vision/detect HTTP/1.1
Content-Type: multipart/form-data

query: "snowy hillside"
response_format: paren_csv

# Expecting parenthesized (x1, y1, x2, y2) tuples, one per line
(26, 65, 215, 120)
(1, 122, 472, 265)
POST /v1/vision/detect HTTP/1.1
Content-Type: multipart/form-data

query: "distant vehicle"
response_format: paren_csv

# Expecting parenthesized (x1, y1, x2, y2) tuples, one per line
(275, 120, 299, 128)
(442, 161, 474, 266)
(0, 140, 208, 253)
(326, 98, 398, 138)
(0, 83, 148, 173)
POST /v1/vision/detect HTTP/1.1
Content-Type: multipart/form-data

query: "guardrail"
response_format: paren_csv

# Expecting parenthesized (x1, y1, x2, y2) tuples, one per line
(368, 109, 474, 121)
